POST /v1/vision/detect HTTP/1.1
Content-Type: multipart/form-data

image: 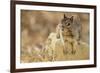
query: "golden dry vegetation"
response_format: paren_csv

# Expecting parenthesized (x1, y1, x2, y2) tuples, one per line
(20, 10, 89, 63)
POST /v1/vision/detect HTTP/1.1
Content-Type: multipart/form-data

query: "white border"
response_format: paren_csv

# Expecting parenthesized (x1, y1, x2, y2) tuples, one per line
(16, 4, 94, 69)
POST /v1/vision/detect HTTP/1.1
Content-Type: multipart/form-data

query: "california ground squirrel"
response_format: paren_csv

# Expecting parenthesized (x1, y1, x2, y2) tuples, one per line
(56, 14, 81, 54)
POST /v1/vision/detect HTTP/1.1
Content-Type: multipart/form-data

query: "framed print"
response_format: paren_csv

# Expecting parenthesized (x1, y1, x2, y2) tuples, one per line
(10, 0, 97, 73)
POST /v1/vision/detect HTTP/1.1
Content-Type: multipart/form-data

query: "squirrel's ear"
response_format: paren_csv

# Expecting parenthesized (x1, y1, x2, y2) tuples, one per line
(64, 14, 66, 18)
(64, 14, 68, 19)
(70, 16, 73, 22)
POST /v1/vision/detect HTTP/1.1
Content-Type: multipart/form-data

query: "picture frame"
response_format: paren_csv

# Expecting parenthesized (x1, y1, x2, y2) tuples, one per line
(10, 0, 97, 73)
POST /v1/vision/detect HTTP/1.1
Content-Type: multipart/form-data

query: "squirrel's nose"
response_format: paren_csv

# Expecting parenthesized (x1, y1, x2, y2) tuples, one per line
(62, 26, 64, 31)
(62, 28, 64, 31)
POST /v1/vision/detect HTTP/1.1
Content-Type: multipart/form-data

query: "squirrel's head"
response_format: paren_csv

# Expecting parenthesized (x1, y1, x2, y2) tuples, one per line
(61, 14, 73, 27)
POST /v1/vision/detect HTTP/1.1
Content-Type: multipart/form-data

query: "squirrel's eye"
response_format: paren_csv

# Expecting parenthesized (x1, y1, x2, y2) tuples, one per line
(67, 23, 70, 26)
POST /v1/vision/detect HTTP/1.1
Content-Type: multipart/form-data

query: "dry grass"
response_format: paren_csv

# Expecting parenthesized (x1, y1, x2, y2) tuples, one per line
(21, 39, 89, 62)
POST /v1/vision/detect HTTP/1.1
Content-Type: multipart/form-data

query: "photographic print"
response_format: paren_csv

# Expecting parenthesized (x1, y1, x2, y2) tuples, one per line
(21, 10, 89, 62)
(11, 0, 96, 72)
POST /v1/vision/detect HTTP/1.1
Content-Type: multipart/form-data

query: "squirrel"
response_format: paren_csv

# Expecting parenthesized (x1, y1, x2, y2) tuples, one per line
(56, 14, 81, 54)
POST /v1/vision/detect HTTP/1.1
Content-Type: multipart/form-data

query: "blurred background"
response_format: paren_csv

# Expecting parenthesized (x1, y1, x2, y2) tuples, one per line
(21, 10, 89, 63)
